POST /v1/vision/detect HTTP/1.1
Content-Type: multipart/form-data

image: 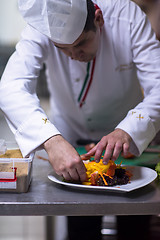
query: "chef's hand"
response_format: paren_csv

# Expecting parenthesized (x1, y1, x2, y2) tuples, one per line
(83, 129, 132, 164)
(43, 135, 87, 182)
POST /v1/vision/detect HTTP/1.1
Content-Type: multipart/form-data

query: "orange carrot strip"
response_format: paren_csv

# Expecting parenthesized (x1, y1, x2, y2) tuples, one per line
(103, 173, 113, 179)
(99, 171, 108, 185)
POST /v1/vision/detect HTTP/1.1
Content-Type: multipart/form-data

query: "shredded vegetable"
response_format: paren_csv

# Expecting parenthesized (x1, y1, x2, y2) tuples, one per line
(83, 159, 117, 186)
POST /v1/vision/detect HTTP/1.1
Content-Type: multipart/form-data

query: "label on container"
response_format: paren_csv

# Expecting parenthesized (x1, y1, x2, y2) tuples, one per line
(0, 168, 17, 189)
(0, 180, 17, 189)
(0, 172, 15, 179)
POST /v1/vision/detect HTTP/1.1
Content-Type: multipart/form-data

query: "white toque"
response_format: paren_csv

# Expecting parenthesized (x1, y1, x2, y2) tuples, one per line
(18, 0, 88, 44)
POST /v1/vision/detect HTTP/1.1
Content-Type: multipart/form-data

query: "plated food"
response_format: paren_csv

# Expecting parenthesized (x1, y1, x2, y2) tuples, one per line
(48, 165, 157, 192)
(82, 159, 132, 187)
(48, 145, 157, 192)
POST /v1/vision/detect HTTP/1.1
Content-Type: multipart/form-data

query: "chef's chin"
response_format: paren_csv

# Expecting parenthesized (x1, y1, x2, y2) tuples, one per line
(78, 55, 95, 62)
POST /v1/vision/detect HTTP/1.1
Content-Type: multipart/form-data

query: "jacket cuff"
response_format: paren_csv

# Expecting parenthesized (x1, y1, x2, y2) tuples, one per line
(116, 109, 156, 156)
(15, 111, 60, 157)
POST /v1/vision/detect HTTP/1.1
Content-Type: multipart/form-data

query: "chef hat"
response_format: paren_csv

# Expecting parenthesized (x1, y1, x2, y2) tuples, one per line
(18, 0, 88, 44)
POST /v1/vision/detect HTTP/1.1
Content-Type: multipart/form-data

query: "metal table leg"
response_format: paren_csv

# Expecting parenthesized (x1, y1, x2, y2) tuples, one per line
(45, 216, 54, 240)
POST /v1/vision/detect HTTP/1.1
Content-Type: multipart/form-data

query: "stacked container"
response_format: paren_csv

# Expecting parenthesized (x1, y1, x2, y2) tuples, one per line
(0, 140, 34, 192)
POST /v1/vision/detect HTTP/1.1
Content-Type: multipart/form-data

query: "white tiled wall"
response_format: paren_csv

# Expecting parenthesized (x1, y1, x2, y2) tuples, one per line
(0, 111, 46, 240)
(0, 216, 45, 240)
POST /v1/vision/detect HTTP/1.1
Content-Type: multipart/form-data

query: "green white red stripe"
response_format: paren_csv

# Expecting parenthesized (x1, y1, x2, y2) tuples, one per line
(78, 58, 96, 107)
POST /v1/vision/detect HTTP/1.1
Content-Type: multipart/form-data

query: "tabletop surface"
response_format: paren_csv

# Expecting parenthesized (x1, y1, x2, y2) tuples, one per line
(0, 149, 160, 216)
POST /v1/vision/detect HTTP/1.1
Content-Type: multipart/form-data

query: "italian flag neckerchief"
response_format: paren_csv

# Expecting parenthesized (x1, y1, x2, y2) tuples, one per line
(77, 3, 99, 108)
(78, 57, 96, 108)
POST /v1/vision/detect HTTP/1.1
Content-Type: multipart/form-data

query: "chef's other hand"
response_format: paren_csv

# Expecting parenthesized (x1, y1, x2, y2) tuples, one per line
(43, 135, 87, 182)
(85, 143, 96, 152)
(83, 129, 132, 164)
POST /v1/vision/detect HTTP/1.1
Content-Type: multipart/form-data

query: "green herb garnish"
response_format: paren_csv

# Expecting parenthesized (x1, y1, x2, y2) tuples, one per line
(155, 162, 160, 178)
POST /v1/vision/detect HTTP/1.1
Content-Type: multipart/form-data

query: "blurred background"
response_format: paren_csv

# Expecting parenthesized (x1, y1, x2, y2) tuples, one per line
(0, 1, 51, 240)
(0, 0, 49, 98)
(0, 0, 25, 79)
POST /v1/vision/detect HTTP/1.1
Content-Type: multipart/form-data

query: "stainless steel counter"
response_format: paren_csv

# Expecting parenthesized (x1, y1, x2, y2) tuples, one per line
(0, 152, 160, 216)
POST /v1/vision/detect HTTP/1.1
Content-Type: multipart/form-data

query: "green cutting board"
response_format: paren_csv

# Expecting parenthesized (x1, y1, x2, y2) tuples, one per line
(76, 146, 160, 168)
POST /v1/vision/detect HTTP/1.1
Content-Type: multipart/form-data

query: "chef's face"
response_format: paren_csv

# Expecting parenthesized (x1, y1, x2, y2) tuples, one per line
(54, 30, 100, 62)
(53, 9, 104, 62)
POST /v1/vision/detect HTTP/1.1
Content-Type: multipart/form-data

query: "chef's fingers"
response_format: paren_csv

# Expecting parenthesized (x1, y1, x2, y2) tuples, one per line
(62, 172, 72, 181)
(110, 141, 122, 161)
(83, 144, 97, 157)
(59, 167, 86, 183)
(60, 157, 87, 182)
(76, 160, 87, 181)
(122, 142, 130, 156)
(102, 143, 115, 164)
(85, 143, 96, 152)
(67, 168, 81, 182)
(94, 139, 107, 162)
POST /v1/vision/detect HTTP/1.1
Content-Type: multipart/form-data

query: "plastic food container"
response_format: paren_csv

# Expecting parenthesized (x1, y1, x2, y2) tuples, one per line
(0, 141, 34, 193)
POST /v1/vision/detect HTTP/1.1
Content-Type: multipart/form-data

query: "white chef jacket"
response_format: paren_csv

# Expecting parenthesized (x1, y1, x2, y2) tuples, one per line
(0, 0, 160, 157)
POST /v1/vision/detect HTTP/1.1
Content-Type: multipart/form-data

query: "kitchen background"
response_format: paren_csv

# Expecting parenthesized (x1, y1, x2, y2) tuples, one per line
(0, 1, 54, 240)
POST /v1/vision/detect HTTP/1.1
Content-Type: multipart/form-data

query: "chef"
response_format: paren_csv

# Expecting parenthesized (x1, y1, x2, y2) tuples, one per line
(0, 0, 160, 239)
(0, 0, 160, 182)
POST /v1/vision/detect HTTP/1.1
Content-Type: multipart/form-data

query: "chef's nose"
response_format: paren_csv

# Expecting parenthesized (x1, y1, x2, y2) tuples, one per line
(70, 48, 83, 59)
